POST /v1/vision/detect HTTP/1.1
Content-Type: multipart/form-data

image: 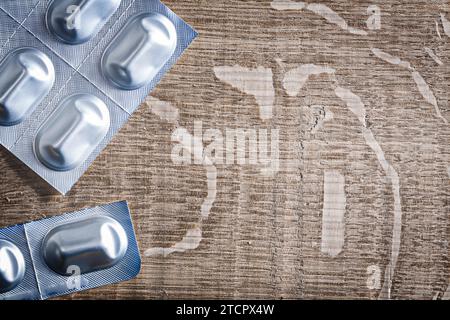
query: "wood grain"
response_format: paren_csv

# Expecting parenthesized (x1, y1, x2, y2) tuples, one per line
(0, 0, 449, 299)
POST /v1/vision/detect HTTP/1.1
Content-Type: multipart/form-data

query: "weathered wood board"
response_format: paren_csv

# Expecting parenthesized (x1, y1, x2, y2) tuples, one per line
(0, 0, 449, 299)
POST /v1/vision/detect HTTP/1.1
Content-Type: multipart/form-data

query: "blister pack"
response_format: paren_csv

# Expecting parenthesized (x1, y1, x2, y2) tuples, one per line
(0, 200, 141, 300)
(0, 0, 197, 194)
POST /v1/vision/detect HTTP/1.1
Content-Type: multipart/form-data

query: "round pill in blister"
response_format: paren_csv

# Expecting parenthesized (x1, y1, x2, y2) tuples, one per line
(42, 216, 129, 276)
(0, 239, 26, 293)
(101, 12, 177, 90)
(34, 93, 110, 172)
(0, 48, 55, 126)
(46, 0, 122, 45)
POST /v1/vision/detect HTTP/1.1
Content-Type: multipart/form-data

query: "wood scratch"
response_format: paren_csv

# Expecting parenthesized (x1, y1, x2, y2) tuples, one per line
(214, 65, 275, 120)
(271, 1, 367, 35)
(334, 86, 402, 300)
(372, 48, 447, 124)
(310, 105, 334, 134)
(321, 170, 346, 257)
(283, 64, 335, 97)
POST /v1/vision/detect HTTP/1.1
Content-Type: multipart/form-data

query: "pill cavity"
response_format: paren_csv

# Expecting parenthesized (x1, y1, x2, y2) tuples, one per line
(0, 48, 55, 126)
(42, 216, 128, 276)
(0, 240, 26, 293)
(101, 12, 177, 90)
(34, 93, 110, 171)
(46, 0, 122, 45)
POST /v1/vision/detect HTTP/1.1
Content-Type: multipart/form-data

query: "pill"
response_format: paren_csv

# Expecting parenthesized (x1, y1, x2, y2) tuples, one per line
(34, 93, 110, 171)
(43, 216, 128, 276)
(0, 48, 55, 126)
(0, 239, 26, 293)
(101, 12, 177, 90)
(46, 0, 122, 45)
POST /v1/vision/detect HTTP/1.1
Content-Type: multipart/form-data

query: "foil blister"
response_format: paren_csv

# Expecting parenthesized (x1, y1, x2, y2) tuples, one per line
(0, 201, 140, 300)
(0, 0, 197, 194)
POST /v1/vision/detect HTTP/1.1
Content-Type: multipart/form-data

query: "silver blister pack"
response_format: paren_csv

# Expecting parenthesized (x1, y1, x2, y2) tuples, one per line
(0, 1, 197, 194)
(0, 201, 141, 300)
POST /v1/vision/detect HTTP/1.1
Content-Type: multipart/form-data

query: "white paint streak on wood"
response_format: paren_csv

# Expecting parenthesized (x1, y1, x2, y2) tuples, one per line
(145, 128, 217, 257)
(146, 96, 179, 124)
(436, 20, 442, 39)
(411, 71, 448, 124)
(441, 13, 450, 37)
(270, 1, 367, 35)
(372, 48, 447, 124)
(334, 87, 366, 125)
(304, 3, 347, 30)
(424, 47, 443, 66)
(443, 286, 450, 300)
(321, 171, 346, 257)
(371, 48, 412, 70)
(362, 127, 402, 300)
(214, 65, 275, 120)
(335, 87, 402, 299)
(144, 227, 203, 257)
(412, 73, 438, 109)
(283, 64, 335, 96)
(172, 128, 217, 218)
(270, 0, 306, 10)
(305, 3, 368, 35)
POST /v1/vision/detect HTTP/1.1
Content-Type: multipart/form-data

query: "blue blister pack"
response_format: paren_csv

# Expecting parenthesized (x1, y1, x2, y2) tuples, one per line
(0, 201, 141, 300)
(0, 1, 197, 194)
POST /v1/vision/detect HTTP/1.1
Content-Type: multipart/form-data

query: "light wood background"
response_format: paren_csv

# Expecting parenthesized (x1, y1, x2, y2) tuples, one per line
(0, 0, 449, 300)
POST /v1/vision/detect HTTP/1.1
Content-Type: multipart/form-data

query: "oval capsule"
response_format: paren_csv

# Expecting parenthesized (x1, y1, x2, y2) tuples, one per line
(0, 239, 26, 293)
(101, 12, 177, 90)
(46, 0, 122, 45)
(34, 93, 110, 171)
(0, 48, 55, 126)
(42, 216, 128, 276)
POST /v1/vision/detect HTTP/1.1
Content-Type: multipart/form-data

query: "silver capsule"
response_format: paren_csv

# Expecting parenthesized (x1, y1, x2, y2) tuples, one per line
(0, 239, 26, 293)
(42, 216, 128, 276)
(34, 93, 110, 172)
(46, 0, 122, 45)
(101, 12, 177, 90)
(0, 48, 55, 126)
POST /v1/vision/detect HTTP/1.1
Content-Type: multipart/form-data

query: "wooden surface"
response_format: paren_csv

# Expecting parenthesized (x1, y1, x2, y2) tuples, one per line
(1, 0, 449, 300)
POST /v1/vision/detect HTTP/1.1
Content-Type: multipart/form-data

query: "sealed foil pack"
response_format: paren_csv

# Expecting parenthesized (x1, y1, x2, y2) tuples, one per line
(0, 0, 197, 194)
(0, 201, 141, 300)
